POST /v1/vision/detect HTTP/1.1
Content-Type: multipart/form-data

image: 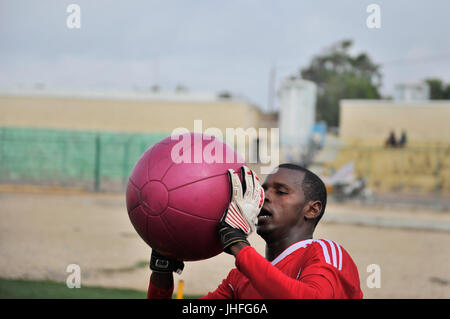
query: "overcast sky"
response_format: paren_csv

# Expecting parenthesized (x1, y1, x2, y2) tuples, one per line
(1, 0, 449, 110)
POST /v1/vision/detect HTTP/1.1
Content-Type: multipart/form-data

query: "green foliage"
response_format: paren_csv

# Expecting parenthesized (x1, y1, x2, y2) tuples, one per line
(301, 39, 382, 127)
(425, 78, 450, 99)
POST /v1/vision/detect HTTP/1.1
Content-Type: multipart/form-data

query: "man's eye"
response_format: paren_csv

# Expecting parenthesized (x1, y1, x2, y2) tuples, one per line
(277, 190, 288, 195)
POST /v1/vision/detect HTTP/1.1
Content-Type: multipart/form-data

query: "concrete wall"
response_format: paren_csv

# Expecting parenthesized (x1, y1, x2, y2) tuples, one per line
(0, 94, 262, 135)
(340, 100, 450, 145)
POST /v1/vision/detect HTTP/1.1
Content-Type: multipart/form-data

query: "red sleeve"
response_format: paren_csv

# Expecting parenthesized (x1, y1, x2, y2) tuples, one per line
(147, 280, 174, 299)
(200, 270, 236, 299)
(235, 246, 335, 299)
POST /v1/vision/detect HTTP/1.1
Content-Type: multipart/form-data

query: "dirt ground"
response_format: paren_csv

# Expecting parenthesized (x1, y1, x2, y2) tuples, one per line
(0, 189, 449, 299)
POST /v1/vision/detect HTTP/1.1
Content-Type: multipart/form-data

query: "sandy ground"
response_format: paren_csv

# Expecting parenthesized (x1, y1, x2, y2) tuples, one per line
(0, 190, 449, 299)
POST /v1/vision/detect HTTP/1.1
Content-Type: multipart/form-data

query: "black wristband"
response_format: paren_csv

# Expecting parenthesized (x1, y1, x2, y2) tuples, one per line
(218, 220, 250, 254)
(150, 250, 185, 274)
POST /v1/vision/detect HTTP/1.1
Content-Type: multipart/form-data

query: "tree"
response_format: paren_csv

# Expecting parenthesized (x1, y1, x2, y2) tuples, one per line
(425, 78, 450, 99)
(300, 40, 382, 127)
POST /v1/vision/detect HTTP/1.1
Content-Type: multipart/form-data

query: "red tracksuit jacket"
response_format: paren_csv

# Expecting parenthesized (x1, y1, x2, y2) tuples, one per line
(148, 238, 363, 299)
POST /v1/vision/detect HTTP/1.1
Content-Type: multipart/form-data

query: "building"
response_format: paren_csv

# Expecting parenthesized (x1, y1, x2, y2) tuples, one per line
(277, 77, 317, 163)
(0, 88, 261, 135)
(340, 99, 450, 145)
(337, 99, 450, 192)
(0, 88, 265, 190)
(394, 82, 430, 102)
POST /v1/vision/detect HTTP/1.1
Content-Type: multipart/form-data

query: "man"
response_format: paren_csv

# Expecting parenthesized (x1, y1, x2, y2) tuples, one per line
(148, 164, 363, 299)
(385, 131, 397, 148)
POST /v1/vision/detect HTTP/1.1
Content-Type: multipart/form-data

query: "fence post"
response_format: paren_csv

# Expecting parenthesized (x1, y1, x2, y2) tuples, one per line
(0, 127, 4, 178)
(61, 137, 67, 186)
(122, 139, 131, 188)
(94, 134, 101, 192)
(434, 147, 441, 192)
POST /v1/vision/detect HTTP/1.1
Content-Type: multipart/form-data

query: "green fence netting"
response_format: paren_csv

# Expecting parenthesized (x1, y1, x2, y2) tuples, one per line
(0, 127, 169, 191)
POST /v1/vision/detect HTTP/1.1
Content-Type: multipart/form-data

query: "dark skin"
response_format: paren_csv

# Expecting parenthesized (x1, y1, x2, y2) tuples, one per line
(256, 167, 322, 261)
(150, 167, 322, 289)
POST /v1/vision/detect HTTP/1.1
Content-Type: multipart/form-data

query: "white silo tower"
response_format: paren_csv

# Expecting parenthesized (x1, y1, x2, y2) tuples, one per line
(278, 76, 317, 163)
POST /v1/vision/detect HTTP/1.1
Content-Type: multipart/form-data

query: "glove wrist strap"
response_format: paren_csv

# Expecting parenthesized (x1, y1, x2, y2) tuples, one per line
(218, 221, 250, 255)
(150, 251, 184, 274)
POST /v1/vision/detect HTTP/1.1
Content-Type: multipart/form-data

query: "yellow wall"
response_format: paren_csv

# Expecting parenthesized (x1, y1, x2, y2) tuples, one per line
(340, 100, 450, 145)
(336, 100, 450, 193)
(0, 95, 262, 134)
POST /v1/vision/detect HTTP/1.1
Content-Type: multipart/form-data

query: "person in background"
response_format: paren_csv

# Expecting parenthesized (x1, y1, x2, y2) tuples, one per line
(398, 130, 407, 148)
(385, 131, 397, 148)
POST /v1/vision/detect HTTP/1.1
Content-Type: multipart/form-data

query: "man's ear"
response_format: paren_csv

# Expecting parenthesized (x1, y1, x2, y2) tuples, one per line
(303, 200, 322, 221)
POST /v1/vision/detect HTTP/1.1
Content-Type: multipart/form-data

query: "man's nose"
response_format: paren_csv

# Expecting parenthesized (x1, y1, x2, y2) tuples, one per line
(264, 189, 272, 203)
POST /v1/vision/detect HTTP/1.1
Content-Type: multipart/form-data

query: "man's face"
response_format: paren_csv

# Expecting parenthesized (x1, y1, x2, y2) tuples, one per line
(257, 168, 307, 240)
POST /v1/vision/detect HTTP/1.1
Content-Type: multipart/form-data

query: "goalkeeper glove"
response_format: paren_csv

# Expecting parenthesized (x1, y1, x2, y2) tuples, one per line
(218, 166, 264, 254)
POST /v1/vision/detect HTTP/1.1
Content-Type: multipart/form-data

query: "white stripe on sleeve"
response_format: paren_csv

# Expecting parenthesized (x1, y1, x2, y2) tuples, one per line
(325, 239, 338, 268)
(336, 242, 343, 270)
(315, 240, 331, 265)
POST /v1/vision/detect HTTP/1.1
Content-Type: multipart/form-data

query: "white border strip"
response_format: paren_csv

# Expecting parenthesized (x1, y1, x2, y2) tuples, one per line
(271, 239, 314, 266)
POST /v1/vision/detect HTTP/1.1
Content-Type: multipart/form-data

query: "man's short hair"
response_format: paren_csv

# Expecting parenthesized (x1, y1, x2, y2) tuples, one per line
(277, 163, 327, 226)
